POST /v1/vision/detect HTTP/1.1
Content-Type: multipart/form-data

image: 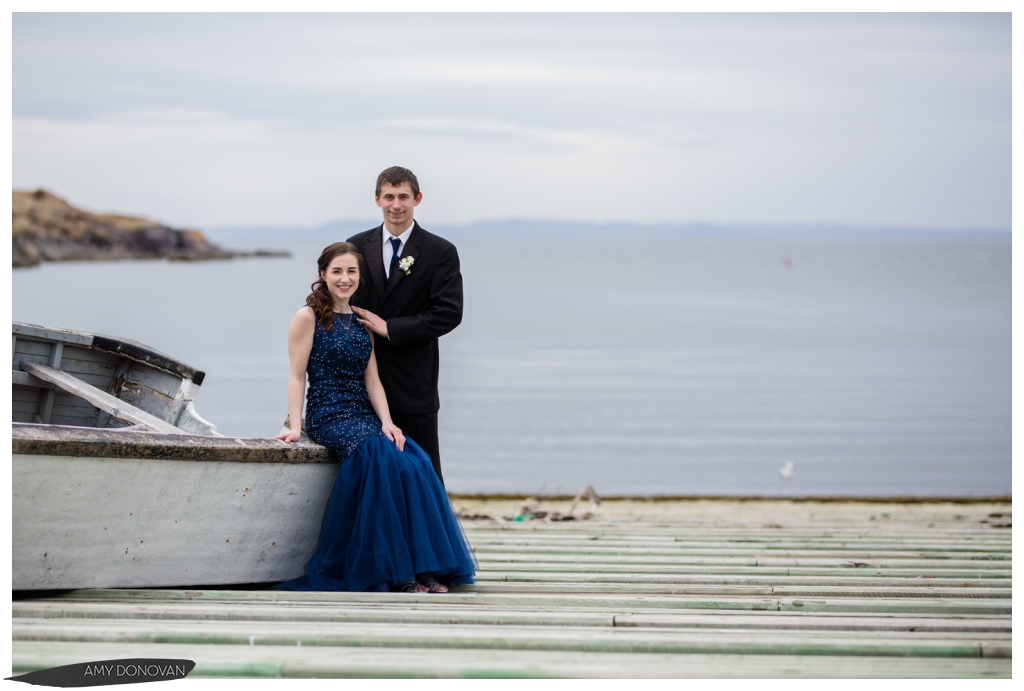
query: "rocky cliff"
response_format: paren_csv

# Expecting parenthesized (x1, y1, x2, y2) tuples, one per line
(13, 189, 242, 268)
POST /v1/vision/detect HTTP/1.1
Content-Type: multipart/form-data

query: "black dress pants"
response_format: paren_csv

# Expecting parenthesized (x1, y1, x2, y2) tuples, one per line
(391, 411, 443, 486)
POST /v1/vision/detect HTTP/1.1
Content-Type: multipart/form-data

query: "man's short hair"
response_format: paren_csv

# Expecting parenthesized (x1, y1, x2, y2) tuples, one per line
(375, 167, 420, 198)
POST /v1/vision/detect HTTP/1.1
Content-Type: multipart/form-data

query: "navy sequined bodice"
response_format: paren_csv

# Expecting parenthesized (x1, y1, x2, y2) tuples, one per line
(305, 311, 383, 461)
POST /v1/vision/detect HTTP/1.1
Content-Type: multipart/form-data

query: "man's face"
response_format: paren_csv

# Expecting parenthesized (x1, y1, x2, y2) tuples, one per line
(376, 182, 422, 232)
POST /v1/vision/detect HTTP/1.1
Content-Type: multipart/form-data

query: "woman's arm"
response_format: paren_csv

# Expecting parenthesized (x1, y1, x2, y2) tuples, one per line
(273, 307, 315, 442)
(364, 332, 406, 451)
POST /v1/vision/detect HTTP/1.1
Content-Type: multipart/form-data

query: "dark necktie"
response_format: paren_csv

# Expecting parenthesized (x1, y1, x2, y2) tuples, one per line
(388, 237, 402, 278)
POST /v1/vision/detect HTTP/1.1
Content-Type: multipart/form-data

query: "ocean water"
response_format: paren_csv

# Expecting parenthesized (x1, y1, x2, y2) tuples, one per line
(11, 233, 1011, 497)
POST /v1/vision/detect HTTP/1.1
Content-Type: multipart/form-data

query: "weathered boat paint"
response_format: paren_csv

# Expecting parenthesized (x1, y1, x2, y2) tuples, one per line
(13, 433, 336, 589)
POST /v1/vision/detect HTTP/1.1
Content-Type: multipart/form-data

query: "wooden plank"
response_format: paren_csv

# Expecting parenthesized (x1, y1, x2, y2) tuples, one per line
(13, 400, 43, 414)
(465, 531, 1012, 540)
(35, 404, 97, 421)
(475, 563, 1014, 579)
(463, 519, 1012, 529)
(45, 371, 114, 389)
(11, 602, 1012, 633)
(13, 385, 45, 401)
(58, 358, 119, 379)
(474, 555, 1011, 569)
(777, 598, 1010, 615)
(50, 341, 64, 368)
(462, 528, 1007, 536)
(466, 528, 1004, 537)
(462, 521, 1009, 529)
(31, 589, 783, 611)
(11, 642, 1012, 678)
(52, 392, 105, 410)
(771, 586, 1011, 599)
(33, 622, 1005, 647)
(60, 345, 121, 365)
(13, 324, 93, 345)
(19, 362, 180, 434)
(452, 583, 779, 596)
(480, 555, 762, 566)
(12, 602, 618, 628)
(448, 582, 1012, 599)
(467, 538, 1013, 554)
(12, 372, 55, 390)
(48, 407, 101, 428)
(473, 528, 1013, 538)
(463, 531, 1011, 543)
(472, 546, 1011, 560)
(469, 534, 1015, 545)
(611, 612, 1012, 633)
(484, 573, 1012, 588)
(13, 340, 53, 357)
(12, 353, 50, 370)
(793, 570, 1011, 579)
(38, 589, 1010, 615)
(37, 342, 63, 424)
(10, 619, 992, 657)
(755, 558, 1011, 569)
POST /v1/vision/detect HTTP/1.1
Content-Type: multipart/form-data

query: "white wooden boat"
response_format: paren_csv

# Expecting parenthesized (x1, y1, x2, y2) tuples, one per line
(12, 322, 335, 590)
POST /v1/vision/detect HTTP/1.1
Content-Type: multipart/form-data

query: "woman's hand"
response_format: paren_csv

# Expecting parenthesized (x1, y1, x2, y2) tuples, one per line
(382, 422, 405, 452)
(273, 428, 302, 443)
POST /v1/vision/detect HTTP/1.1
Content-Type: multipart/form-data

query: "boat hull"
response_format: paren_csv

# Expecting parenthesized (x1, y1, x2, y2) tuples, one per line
(13, 425, 336, 590)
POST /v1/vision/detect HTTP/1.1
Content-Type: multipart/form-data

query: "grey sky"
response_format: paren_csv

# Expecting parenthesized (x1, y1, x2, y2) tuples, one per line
(12, 13, 1010, 229)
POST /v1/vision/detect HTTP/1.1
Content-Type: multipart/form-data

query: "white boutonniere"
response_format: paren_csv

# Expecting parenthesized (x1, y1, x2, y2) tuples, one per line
(398, 256, 415, 276)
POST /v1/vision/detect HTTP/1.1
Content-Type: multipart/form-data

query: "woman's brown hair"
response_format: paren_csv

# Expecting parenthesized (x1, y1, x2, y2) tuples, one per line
(307, 242, 365, 330)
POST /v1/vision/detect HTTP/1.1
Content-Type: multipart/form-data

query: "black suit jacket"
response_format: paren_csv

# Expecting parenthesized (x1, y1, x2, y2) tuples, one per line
(347, 221, 463, 414)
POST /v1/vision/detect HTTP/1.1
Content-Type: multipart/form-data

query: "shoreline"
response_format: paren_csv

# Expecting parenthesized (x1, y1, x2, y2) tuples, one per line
(12, 188, 289, 268)
(449, 493, 1011, 504)
(12, 248, 290, 269)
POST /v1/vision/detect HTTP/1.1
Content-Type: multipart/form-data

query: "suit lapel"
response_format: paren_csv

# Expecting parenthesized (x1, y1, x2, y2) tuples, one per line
(364, 227, 386, 299)
(383, 221, 423, 303)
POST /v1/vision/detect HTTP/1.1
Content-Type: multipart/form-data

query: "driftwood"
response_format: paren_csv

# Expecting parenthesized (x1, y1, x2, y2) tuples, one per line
(568, 485, 602, 515)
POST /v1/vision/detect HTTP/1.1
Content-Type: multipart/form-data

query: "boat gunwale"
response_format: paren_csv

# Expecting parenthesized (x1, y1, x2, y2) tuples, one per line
(12, 422, 333, 464)
(14, 321, 206, 385)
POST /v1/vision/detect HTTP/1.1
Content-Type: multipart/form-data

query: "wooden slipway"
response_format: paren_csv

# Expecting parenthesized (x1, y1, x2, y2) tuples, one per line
(12, 498, 1011, 678)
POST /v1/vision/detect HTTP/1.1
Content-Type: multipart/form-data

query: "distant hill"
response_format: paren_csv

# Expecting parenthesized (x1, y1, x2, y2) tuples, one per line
(203, 217, 1011, 247)
(11, 189, 284, 268)
(201, 219, 379, 249)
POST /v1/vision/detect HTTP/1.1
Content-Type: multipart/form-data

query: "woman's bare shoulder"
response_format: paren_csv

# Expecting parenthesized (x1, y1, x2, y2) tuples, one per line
(292, 306, 316, 328)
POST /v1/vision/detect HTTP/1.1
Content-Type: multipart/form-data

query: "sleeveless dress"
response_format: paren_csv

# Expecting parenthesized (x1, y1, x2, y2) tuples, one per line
(275, 311, 477, 592)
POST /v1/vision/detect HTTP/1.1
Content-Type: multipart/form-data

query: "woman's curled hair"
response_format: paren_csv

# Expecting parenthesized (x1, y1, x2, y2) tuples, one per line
(307, 242, 365, 330)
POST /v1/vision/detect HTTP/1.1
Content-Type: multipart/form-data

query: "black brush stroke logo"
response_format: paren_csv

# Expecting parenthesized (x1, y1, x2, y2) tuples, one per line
(7, 659, 195, 687)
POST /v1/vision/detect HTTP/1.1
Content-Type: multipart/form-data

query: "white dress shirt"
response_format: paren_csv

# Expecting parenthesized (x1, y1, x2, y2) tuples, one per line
(382, 223, 415, 279)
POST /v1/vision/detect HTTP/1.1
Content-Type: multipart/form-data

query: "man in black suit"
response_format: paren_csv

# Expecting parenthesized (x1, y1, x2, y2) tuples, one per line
(349, 167, 463, 485)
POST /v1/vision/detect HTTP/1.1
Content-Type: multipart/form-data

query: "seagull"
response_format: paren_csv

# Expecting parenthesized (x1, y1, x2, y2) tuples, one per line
(778, 461, 795, 480)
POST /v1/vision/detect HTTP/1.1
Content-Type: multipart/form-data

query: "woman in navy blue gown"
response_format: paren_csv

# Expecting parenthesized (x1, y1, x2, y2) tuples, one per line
(273, 242, 476, 593)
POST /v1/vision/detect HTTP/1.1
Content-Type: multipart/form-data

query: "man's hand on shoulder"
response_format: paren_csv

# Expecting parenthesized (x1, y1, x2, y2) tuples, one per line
(353, 306, 389, 339)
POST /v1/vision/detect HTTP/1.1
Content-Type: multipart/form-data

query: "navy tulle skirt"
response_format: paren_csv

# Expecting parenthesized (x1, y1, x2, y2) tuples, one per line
(275, 435, 477, 592)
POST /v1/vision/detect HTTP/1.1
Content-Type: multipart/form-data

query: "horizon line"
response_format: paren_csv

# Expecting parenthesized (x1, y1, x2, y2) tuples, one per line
(206, 217, 1012, 234)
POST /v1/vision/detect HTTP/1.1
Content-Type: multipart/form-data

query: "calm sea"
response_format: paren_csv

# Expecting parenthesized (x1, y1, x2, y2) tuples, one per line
(12, 233, 1011, 497)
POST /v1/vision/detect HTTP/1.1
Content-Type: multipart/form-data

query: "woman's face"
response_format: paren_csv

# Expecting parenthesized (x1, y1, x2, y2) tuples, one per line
(320, 253, 360, 303)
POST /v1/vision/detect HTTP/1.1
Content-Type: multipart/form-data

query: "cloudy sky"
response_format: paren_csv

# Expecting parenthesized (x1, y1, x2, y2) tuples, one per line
(12, 12, 1011, 230)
